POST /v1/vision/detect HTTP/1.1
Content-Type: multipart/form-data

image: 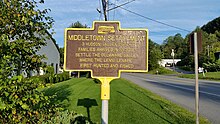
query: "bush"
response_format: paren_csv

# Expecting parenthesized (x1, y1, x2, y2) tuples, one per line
(30, 72, 70, 84)
(177, 55, 194, 67)
(56, 72, 70, 82)
(203, 62, 220, 72)
(0, 76, 61, 123)
(46, 66, 54, 75)
(148, 67, 177, 75)
(178, 66, 193, 71)
(42, 110, 90, 124)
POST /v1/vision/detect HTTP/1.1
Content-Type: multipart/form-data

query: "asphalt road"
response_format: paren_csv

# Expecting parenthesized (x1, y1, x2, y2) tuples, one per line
(121, 73, 220, 124)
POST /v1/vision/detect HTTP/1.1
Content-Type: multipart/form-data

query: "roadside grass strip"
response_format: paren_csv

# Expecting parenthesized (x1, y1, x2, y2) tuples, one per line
(179, 72, 220, 81)
(147, 67, 179, 75)
(43, 78, 210, 124)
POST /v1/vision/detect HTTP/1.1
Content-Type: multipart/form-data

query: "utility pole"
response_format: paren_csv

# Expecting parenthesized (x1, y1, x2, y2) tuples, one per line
(194, 32, 199, 124)
(101, 1, 108, 124)
(102, 0, 108, 21)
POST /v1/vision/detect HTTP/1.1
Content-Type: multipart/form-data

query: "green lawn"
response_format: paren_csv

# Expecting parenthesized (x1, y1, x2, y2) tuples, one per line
(43, 78, 210, 124)
(179, 72, 220, 81)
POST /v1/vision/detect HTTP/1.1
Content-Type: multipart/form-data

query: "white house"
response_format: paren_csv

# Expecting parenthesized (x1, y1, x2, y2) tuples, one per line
(36, 32, 60, 75)
(11, 31, 60, 77)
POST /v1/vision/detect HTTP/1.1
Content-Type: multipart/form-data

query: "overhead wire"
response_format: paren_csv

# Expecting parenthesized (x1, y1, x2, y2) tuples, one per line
(108, 0, 136, 12)
(113, 0, 117, 20)
(109, 2, 191, 32)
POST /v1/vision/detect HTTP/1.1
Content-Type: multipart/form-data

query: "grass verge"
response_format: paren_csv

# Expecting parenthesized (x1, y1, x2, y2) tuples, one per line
(179, 72, 220, 81)
(42, 78, 210, 124)
(147, 67, 179, 75)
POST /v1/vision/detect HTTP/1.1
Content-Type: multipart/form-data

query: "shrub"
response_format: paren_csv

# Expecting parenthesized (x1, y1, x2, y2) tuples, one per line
(46, 66, 54, 75)
(148, 67, 177, 75)
(30, 72, 70, 84)
(203, 62, 220, 72)
(0, 76, 61, 123)
(42, 110, 90, 124)
(178, 66, 193, 71)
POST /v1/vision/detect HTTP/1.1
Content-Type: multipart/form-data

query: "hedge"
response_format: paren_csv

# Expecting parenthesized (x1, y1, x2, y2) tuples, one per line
(30, 72, 70, 84)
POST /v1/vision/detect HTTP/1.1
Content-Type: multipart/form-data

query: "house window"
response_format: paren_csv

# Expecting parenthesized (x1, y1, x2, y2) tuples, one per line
(56, 63, 58, 74)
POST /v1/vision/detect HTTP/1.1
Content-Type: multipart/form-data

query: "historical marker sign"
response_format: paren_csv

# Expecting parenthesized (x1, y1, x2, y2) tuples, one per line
(64, 21, 148, 78)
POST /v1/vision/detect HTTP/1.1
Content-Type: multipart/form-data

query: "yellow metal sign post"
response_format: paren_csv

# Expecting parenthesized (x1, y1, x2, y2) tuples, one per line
(99, 77, 112, 100)
(99, 77, 113, 124)
(64, 21, 148, 124)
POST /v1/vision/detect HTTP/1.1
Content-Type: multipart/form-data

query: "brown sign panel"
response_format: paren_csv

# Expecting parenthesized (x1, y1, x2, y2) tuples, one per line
(64, 21, 148, 78)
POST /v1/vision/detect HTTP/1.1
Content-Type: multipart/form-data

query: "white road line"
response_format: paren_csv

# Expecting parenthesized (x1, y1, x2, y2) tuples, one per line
(135, 76, 220, 98)
(132, 74, 220, 89)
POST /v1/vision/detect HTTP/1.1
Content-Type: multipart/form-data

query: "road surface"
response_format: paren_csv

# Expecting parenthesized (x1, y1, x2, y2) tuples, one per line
(121, 73, 220, 124)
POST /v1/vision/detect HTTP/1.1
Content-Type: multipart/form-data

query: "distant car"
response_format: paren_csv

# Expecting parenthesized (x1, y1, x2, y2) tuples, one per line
(165, 63, 172, 67)
(71, 71, 78, 77)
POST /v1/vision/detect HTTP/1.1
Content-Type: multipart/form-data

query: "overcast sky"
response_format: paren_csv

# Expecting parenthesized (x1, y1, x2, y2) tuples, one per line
(39, 0, 220, 47)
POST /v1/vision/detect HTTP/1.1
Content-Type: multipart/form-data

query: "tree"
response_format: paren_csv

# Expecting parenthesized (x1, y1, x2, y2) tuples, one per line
(0, 0, 59, 123)
(0, 0, 54, 76)
(69, 21, 87, 28)
(148, 39, 162, 70)
(161, 33, 187, 59)
(201, 16, 220, 34)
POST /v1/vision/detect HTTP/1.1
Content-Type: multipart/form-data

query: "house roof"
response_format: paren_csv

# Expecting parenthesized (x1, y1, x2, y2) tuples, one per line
(45, 30, 60, 53)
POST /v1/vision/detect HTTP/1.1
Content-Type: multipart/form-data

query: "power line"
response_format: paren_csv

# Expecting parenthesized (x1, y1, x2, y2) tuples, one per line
(110, 2, 191, 33)
(113, 0, 117, 20)
(108, 0, 136, 12)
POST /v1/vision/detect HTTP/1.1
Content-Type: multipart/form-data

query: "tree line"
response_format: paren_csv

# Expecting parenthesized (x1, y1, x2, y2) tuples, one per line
(150, 16, 220, 71)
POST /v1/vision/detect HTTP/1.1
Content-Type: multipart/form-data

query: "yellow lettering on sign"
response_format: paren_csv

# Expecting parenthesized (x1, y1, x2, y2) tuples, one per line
(75, 53, 91, 57)
(120, 64, 134, 69)
(78, 47, 96, 52)
(79, 58, 93, 62)
(68, 35, 106, 41)
(80, 63, 92, 68)
(93, 64, 109, 68)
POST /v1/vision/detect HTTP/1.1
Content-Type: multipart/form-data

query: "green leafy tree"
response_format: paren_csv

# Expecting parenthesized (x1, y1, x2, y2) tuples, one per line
(162, 33, 187, 59)
(148, 39, 162, 70)
(178, 27, 219, 68)
(69, 21, 87, 28)
(201, 16, 220, 34)
(0, 0, 60, 123)
(0, 0, 54, 76)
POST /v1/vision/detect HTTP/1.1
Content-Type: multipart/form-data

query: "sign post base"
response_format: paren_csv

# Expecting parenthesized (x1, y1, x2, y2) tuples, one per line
(98, 77, 114, 124)
(101, 100, 108, 124)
